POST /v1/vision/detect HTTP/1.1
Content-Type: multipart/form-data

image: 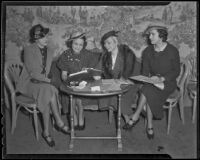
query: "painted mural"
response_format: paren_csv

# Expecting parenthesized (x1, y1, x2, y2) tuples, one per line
(3, 2, 197, 106)
(5, 2, 196, 60)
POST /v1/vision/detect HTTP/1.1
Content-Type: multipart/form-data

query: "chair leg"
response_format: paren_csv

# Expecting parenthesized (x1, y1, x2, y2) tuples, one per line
(11, 100, 17, 134)
(109, 108, 113, 124)
(192, 95, 197, 123)
(179, 96, 185, 124)
(167, 107, 172, 135)
(33, 110, 39, 141)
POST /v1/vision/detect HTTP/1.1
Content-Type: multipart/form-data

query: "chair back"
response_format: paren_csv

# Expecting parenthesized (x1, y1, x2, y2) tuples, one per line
(176, 60, 189, 97)
(4, 61, 24, 95)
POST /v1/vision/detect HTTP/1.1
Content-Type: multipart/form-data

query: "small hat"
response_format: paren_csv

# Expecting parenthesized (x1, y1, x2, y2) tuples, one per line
(101, 30, 119, 44)
(143, 25, 168, 35)
(67, 31, 86, 41)
(30, 24, 50, 41)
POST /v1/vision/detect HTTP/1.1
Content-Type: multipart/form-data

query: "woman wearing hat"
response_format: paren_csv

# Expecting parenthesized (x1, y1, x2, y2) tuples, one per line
(56, 31, 99, 130)
(98, 30, 140, 125)
(123, 25, 180, 139)
(23, 24, 70, 147)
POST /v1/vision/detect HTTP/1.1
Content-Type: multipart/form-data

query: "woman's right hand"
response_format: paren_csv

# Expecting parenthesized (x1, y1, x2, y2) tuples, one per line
(61, 71, 68, 81)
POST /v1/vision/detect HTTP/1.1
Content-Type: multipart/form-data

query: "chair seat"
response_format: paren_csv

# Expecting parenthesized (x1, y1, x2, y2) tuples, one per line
(16, 94, 36, 106)
(187, 83, 197, 91)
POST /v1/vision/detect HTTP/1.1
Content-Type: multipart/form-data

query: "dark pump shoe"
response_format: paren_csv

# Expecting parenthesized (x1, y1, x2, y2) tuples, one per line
(55, 123, 70, 135)
(146, 128, 154, 139)
(42, 134, 55, 147)
(123, 118, 140, 130)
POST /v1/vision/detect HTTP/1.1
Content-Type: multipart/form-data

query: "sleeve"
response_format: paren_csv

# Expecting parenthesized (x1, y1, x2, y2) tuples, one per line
(24, 46, 50, 82)
(141, 48, 151, 77)
(163, 47, 180, 82)
(84, 50, 102, 69)
(123, 45, 136, 79)
(56, 52, 69, 72)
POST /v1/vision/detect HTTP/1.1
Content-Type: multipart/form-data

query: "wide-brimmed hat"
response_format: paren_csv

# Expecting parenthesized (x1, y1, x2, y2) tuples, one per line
(67, 31, 86, 41)
(143, 25, 168, 35)
(30, 24, 50, 41)
(101, 30, 119, 44)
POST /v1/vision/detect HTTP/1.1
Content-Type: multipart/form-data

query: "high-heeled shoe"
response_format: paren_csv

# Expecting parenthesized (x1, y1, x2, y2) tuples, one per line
(123, 118, 140, 130)
(42, 133, 55, 147)
(146, 128, 154, 139)
(78, 118, 85, 130)
(55, 123, 70, 135)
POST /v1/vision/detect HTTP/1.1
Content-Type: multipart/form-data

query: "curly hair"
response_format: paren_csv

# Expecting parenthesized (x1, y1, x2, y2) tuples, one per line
(157, 29, 168, 42)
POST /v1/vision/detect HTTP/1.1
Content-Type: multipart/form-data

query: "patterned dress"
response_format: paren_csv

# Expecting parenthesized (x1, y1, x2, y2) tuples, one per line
(56, 49, 100, 113)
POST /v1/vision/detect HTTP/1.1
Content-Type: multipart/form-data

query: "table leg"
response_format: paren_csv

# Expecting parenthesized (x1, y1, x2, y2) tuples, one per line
(117, 94, 122, 151)
(69, 95, 74, 151)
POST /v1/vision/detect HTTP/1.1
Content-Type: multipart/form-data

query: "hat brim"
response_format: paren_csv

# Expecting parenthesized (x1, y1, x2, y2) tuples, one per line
(67, 33, 86, 41)
(143, 25, 167, 35)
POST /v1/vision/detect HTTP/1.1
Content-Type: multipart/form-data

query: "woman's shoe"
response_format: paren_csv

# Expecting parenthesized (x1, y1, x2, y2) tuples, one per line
(78, 118, 85, 130)
(146, 128, 154, 139)
(55, 123, 70, 135)
(42, 133, 55, 147)
(123, 118, 140, 130)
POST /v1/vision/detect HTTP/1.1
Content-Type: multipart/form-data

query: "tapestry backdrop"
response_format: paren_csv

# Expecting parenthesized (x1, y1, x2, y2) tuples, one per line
(5, 2, 197, 62)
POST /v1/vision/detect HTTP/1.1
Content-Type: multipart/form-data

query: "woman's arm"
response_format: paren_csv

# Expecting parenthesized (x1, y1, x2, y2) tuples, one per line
(24, 46, 50, 82)
(141, 49, 150, 77)
(163, 47, 180, 82)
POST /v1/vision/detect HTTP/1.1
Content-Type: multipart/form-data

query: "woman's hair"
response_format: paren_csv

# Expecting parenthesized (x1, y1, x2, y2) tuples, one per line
(65, 36, 87, 49)
(157, 29, 168, 42)
(101, 36, 118, 52)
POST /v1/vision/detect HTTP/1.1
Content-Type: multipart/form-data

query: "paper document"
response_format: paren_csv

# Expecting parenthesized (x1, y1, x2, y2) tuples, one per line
(129, 75, 164, 90)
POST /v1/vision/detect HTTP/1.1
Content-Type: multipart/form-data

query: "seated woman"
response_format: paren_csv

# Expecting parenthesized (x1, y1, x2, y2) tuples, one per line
(56, 31, 100, 130)
(23, 24, 70, 147)
(98, 30, 140, 124)
(123, 25, 181, 139)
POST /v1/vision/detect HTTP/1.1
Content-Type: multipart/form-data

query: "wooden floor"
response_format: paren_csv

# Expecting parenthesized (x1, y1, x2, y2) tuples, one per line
(2, 105, 197, 158)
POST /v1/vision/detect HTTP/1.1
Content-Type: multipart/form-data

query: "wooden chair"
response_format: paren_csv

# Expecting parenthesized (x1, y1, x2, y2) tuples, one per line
(185, 53, 197, 123)
(4, 61, 40, 140)
(163, 60, 189, 134)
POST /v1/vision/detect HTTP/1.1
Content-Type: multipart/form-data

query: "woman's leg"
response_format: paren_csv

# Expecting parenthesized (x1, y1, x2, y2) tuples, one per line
(49, 94, 69, 131)
(73, 99, 78, 126)
(130, 93, 147, 122)
(146, 104, 153, 129)
(76, 98, 84, 126)
(42, 106, 50, 136)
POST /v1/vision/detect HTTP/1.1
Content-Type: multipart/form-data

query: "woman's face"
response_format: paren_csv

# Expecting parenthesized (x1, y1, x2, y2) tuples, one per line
(104, 37, 117, 52)
(37, 35, 48, 47)
(149, 29, 162, 44)
(72, 38, 84, 54)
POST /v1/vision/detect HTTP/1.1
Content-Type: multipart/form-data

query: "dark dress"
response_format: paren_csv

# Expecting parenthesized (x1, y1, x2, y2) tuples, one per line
(141, 42, 180, 119)
(54, 48, 100, 113)
(98, 44, 140, 115)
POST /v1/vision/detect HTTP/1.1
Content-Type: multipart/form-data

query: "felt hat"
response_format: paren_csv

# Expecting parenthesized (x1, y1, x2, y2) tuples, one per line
(143, 25, 168, 35)
(29, 24, 50, 41)
(101, 30, 119, 44)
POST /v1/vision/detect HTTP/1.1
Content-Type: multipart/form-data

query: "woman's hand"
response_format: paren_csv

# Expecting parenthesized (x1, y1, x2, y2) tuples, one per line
(150, 76, 164, 83)
(93, 75, 101, 80)
(61, 71, 68, 81)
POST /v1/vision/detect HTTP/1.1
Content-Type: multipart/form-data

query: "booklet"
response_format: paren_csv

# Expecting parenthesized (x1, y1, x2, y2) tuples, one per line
(68, 68, 102, 82)
(129, 75, 164, 90)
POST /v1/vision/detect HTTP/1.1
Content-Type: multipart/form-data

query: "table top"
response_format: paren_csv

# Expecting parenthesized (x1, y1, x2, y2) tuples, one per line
(60, 79, 131, 97)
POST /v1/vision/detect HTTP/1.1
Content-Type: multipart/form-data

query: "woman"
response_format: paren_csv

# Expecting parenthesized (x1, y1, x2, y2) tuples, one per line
(56, 31, 99, 130)
(23, 24, 70, 147)
(98, 30, 140, 124)
(123, 25, 180, 139)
